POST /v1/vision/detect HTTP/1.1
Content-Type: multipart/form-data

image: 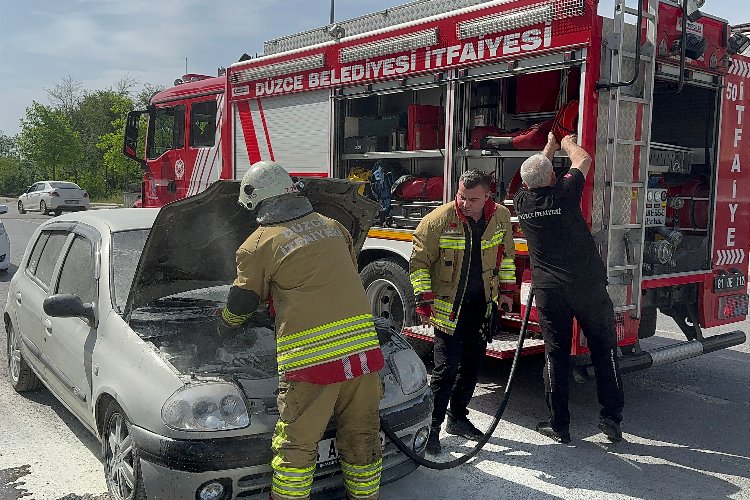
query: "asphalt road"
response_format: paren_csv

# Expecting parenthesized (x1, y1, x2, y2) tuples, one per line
(0, 203, 748, 500)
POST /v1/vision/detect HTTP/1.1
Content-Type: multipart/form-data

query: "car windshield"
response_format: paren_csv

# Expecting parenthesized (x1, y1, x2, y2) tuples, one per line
(48, 182, 81, 189)
(111, 229, 150, 312)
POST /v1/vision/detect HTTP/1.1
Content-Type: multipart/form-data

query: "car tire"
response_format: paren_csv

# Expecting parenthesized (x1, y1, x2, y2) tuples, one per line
(54, 210, 62, 216)
(6, 322, 43, 392)
(103, 402, 147, 500)
(40, 200, 48, 216)
(17, 200, 26, 214)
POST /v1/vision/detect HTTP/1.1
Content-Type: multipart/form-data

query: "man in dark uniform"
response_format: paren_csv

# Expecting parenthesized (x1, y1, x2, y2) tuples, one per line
(514, 133, 624, 444)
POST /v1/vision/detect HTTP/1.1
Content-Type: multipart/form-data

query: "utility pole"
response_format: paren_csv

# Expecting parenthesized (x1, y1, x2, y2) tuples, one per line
(185, 57, 188, 75)
(330, 0, 334, 24)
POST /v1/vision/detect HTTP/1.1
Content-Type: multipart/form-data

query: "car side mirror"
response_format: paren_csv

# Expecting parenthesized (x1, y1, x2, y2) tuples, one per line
(0, 205, 7, 215)
(43, 294, 97, 326)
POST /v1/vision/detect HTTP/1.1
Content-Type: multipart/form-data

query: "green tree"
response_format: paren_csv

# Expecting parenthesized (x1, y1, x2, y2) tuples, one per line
(18, 102, 82, 182)
(0, 131, 33, 196)
(97, 92, 143, 195)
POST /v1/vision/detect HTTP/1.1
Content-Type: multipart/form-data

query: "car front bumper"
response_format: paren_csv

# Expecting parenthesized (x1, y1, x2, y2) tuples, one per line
(134, 389, 431, 499)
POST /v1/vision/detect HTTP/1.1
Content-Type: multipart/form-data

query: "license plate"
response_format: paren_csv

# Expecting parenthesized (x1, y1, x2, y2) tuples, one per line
(714, 272, 746, 293)
(66, 200, 79, 204)
(316, 432, 386, 466)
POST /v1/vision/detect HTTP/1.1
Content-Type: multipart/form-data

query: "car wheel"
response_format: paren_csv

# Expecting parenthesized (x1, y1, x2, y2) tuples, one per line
(6, 322, 43, 392)
(103, 403, 147, 500)
(54, 210, 62, 216)
(17, 200, 25, 214)
(40, 200, 48, 216)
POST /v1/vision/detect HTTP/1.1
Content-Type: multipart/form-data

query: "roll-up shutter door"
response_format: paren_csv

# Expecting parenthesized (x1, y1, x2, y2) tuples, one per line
(234, 89, 330, 179)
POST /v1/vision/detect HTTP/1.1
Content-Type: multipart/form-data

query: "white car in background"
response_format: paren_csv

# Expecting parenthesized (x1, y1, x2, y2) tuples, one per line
(0, 204, 8, 273)
(18, 181, 89, 216)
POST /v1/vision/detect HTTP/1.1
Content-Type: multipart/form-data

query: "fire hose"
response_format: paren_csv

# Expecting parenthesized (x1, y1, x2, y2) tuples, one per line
(380, 287, 535, 470)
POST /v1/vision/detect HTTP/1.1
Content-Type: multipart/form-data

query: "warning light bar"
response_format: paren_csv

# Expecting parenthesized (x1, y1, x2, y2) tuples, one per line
(457, 3, 553, 39)
(230, 54, 326, 84)
(339, 29, 439, 63)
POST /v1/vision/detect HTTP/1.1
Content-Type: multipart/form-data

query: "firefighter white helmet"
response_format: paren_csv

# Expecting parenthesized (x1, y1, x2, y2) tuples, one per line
(238, 161, 297, 210)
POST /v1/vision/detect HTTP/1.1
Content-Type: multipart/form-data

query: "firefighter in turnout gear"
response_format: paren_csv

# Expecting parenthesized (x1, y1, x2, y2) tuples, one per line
(410, 169, 516, 455)
(218, 161, 385, 500)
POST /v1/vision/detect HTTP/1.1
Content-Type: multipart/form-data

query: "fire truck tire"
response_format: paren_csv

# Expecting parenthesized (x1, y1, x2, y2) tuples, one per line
(360, 258, 434, 360)
(103, 402, 147, 500)
(361, 258, 417, 330)
(638, 306, 658, 339)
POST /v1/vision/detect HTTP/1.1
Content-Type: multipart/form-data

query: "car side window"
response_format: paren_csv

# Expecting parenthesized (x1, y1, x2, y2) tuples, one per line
(31, 231, 70, 288)
(57, 236, 96, 304)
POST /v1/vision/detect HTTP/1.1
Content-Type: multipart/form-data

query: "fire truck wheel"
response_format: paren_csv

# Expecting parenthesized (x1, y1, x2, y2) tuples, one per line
(360, 258, 434, 360)
(103, 402, 147, 500)
(360, 258, 418, 330)
(638, 306, 658, 339)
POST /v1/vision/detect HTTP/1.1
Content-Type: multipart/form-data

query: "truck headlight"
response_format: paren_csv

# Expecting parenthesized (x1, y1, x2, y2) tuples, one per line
(387, 349, 428, 395)
(162, 383, 250, 431)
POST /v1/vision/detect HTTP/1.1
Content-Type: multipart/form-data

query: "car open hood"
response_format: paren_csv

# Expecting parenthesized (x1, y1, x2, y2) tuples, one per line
(124, 178, 378, 317)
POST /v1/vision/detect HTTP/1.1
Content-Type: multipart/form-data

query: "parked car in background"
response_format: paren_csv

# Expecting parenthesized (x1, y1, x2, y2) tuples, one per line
(17, 181, 89, 216)
(4, 179, 431, 500)
(0, 204, 8, 273)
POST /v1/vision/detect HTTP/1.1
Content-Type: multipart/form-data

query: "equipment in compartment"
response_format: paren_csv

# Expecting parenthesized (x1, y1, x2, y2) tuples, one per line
(649, 142, 694, 174)
(408, 104, 444, 150)
(390, 201, 443, 229)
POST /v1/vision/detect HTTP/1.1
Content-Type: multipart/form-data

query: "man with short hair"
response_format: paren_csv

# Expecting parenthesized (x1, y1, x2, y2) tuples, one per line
(410, 169, 516, 454)
(514, 133, 624, 444)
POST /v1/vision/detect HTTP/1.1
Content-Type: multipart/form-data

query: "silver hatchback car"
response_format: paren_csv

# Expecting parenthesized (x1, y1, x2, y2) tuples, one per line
(5, 179, 431, 500)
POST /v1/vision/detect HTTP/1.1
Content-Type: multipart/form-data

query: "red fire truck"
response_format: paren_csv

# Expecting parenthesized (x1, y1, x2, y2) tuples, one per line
(124, 0, 750, 368)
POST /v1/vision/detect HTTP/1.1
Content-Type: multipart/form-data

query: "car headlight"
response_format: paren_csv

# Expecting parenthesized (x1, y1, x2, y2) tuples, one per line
(387, 349, 428, 395)
(162, 383, 250, 431)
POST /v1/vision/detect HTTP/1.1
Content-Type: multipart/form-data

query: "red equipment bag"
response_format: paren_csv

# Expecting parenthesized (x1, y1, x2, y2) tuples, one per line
(394, 175, 444, 201)
(475, 119, 553, 150)
(552, 100, 579, 142)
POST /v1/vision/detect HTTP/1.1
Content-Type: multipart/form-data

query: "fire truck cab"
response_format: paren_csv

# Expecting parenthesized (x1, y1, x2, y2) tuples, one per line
(124, 0, 750, 365)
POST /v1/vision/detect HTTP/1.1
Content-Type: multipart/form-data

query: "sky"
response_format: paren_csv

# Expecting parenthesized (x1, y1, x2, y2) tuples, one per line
(0, 0, 747, 136)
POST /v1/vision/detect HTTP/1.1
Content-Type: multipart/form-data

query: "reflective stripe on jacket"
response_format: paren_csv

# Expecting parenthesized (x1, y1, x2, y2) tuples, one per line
(233, 211, 382, 380)
(409, 199, 516, 335)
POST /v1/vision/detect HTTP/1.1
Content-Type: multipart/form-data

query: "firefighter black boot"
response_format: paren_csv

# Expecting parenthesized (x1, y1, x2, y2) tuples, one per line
(446, 412, 484, 441)
(426, 427, 441, 454)
(535, 421, 571, 444)
(598, 417, 623, 443)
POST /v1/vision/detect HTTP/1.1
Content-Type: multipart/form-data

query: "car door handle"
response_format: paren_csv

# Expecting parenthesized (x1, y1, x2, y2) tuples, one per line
(44, 319, 52, 335)
(15, 292, 21, 305)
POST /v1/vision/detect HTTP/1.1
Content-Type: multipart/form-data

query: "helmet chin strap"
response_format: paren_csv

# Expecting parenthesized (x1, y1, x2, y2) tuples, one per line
(255, 193, 313, 225)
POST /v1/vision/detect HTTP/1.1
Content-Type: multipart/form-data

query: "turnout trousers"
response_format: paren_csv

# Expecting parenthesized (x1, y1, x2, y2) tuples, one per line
(271, 372, 384, 500)
(430, 298, 488, 427)
(535, 284, 625, 432)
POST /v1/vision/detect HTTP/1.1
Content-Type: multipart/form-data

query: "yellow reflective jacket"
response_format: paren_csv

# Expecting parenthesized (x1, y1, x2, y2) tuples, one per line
(234, 212, 382, 378)
(409, 199, 516, 335)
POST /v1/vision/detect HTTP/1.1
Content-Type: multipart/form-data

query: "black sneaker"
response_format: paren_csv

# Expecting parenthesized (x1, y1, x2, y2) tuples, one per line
(426, 428, 441, 454)
(598, 417, 623, 443)
(535, 421, 571, 444)
(446, 416, 484, 441)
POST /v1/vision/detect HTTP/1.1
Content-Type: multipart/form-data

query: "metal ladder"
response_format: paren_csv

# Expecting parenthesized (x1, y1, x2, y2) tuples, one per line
(599, 0, 659, 316)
